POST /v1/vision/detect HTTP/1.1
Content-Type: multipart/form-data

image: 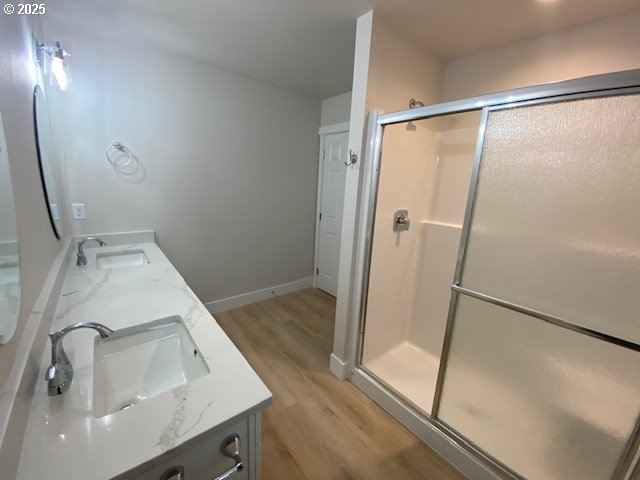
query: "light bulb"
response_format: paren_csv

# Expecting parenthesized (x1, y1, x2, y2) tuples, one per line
(50, 55, 67, 91)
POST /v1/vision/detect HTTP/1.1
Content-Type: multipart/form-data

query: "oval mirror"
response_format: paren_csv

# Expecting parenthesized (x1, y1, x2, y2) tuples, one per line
(33, 85, 64, 239)
(0, 110, 21, 344)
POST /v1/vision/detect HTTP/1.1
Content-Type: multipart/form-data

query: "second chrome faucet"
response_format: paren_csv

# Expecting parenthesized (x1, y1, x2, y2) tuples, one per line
(76, 237, 106, 266)
(45, 322, 113, 396)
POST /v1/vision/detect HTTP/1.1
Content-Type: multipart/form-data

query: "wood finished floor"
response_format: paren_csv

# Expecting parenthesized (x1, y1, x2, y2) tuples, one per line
(215, 288, 466, 480)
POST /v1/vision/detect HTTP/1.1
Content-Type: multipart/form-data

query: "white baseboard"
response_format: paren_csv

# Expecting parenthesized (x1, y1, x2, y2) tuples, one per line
(329, 353, 349, 380)
(205, 276, 314, 314)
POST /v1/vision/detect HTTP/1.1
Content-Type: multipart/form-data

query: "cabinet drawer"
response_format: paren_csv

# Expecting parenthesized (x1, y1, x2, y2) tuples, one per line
(118, 418, 249, 480)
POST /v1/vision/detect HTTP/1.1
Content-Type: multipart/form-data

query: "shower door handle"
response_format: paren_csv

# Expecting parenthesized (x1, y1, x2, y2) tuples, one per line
(393, 210, 410, 232)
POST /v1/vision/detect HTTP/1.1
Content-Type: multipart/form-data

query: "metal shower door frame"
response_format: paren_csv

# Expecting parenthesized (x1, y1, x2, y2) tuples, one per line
(349, 69, 640, 480)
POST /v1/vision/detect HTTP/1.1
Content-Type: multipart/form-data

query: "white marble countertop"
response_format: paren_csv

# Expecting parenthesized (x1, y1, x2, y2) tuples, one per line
(16, 241, 272, 479)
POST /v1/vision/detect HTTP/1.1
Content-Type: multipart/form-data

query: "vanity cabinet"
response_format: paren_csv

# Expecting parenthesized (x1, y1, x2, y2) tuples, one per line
(16, 240, 271, 480)
(116, 413, 261, 480)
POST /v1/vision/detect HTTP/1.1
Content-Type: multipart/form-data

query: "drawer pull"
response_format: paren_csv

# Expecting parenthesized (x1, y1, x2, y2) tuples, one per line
(160, 465, 184, 480)
(213, 434, 244, 480)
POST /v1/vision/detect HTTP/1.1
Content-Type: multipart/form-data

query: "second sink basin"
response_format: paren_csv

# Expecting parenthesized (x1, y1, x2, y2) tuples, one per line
(93, 315, 210, 418)
(96, 249, 149, 269)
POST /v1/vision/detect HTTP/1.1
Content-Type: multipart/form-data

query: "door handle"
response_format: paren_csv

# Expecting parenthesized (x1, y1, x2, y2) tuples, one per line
(160, 465, 184, 480)
(212, 435, 244, 480)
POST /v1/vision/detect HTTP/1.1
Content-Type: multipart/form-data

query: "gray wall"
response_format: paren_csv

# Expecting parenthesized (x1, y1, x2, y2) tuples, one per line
(0, 17, 64, 388)
(43, 21, 322, 304)
(320, 92, 352, 126)
(0, 118, 18, 243)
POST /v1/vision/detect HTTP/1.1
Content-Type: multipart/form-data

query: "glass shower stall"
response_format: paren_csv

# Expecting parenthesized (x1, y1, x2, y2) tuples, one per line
(350, 70, 640, 480)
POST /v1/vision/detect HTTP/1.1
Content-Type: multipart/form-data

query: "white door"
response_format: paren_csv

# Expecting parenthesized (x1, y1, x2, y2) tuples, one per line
(316, 131, 348, 296)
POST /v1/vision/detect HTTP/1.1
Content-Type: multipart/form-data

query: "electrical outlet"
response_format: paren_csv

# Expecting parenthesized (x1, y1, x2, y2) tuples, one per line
(72, 203, 86, 220)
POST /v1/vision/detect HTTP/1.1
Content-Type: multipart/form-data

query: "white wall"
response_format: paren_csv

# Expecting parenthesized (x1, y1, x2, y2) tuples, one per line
(331, 12, 445, 376)
(320, 92, 352, 126)
(42, 20, 322, 304)
(330, 11, 373, 378)
(366, 15, 444, 113)
(443, 12, 640, 101)
(0, 16, 67, 476)
(359, 16, 445, 362)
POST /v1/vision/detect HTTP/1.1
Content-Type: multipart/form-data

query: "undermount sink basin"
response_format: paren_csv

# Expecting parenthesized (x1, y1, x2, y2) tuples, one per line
(93, 316, 210, 418)
(96, 249, 149, 269)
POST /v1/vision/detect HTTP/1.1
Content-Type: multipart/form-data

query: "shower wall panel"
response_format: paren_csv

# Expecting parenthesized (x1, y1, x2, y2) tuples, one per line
(361, 112, 481, 414)
(362, 121, 438, 364)
(409, 114, 479, 357)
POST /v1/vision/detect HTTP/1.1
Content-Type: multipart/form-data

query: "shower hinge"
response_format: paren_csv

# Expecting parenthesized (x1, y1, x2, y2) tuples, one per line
(322, 150, 325, 160)
(316, 268, 319, 275)
(319, 213, 322, 221)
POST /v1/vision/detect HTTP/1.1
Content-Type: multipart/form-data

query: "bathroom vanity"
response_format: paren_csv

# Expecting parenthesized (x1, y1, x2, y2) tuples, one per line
(16, 233, 272, 479)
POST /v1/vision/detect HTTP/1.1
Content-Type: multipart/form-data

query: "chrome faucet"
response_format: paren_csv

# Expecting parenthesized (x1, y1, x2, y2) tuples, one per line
(45, 322, 113, 396)
(76, 237, 106, 266)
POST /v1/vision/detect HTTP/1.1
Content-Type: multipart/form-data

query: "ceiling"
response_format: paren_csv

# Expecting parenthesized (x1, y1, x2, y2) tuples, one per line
(377, 0, 640, 61)
(44, 0, 640, 99)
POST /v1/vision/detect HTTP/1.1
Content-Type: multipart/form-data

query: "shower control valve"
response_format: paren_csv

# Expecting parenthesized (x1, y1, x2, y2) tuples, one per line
(393, 209, 410, 232)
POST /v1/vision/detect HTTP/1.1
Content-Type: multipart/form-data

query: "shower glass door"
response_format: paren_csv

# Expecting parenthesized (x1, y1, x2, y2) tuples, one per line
(434, 92, 640, 479)
(359, 112, 481, 415)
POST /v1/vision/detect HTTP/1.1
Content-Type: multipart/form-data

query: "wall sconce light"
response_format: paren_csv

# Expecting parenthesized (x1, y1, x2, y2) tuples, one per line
(37, 41, 69, 91)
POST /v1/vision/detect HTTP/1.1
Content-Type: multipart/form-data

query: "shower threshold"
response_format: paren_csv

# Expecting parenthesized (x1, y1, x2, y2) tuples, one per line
(364, 341, 440, 415)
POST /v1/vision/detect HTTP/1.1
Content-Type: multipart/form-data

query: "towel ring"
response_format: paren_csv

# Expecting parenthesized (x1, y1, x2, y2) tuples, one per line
(105, 141, 134, 167)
